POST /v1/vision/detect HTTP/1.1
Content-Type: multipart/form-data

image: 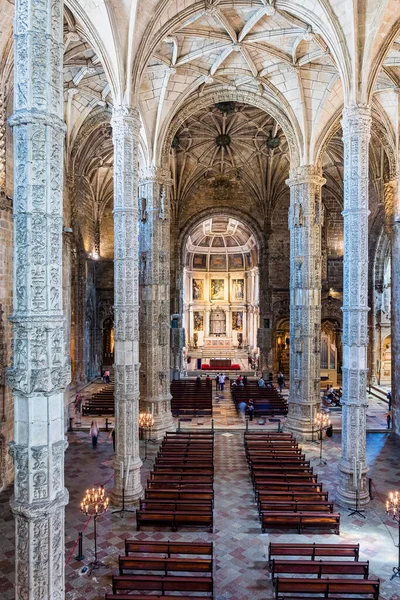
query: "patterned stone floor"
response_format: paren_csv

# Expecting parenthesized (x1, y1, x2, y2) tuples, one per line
(1, 426, 400, 599)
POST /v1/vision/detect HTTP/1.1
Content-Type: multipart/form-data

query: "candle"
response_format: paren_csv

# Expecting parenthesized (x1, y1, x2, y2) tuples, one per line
(151, 403, 154, 416)
(120, 461, 124, 483)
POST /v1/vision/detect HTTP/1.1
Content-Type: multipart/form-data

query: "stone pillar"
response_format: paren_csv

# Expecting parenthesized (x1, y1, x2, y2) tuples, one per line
(392, 214, 400, 434)
(139, 167, 174, 439)
(0, 91, 6, 191)
(285, 166, 325, 439)
(7, 0, 70, 595)
(337, 105, 371, 507)
(111, 107, 143, 505)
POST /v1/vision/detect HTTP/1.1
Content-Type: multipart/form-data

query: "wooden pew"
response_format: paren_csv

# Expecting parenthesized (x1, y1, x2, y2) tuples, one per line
(145, 489, 214, 501)
(112, 575, 213, 596)
(268, 542, 360, 563)
(139, 499, 213, 512)
(275, 577, 379, 599)
(259, 500, 334, 513)
(271, 559, 369, 579)
(124, 540, 213, 557)
(136, 509, 213, 531)
(119, 555, 213, 576)
(261, 511, 340, 534)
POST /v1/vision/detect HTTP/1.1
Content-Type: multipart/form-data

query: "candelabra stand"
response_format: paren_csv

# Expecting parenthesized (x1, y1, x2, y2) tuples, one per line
(348, 459, 365, 518)
(314, 413, 330, 465)
(139, 412, 154, 461)
(80, 486, 109, 574)
(386, 491, 400, 579)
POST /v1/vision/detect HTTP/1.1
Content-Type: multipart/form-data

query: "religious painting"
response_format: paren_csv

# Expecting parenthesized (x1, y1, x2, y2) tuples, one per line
(229, 254, 244, 270)
(193, 311, 204, 331)
(192, 279, 204, 300)
(232, 311, 243, 331)
(193, 253, 207, 270)
(232, 279, 244, 300)
(210, 279, 225, 300)
(210, 254, 227, 271)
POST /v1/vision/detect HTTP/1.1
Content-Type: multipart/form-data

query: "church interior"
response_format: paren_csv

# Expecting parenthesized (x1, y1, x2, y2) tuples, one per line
(1, 0, 400, 598)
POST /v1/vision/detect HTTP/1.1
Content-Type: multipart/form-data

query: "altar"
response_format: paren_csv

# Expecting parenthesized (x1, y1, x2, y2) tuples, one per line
(204, 337, 232, 349)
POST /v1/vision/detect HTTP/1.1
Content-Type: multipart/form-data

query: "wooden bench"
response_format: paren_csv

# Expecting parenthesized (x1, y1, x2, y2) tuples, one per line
(112, 574, 213, 596)
(268, 542, 360, 563)
(140, 499, 213, 512)
(136, 509, 213, 531)
(258, 491, 329, 509)
(119, 556, 212, 575)
(255, 481, 323, 494)
(145, 489, 214, 502)
(261, 511, 340, 534)
(275, 577, 379, 599)
(106, 595, 205, 600)
(260, 500, 334, 513)
(271, 559, 369, 579)
(148, 480, 213, 489)
(124, 540, 213, 557)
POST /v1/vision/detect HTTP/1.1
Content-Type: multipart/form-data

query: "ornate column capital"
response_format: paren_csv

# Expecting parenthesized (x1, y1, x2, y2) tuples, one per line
(111, 105, 141, 129)
(341, 104, 372, 137)
(286, 165, 325, 187)
(139, 165, 173, 186)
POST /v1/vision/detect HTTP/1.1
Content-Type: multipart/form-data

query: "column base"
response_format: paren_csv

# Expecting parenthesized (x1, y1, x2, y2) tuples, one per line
(336, 465, 370, 508)
(110, 459, 143, 507)
(142, 397, 175, 441)
(284, 418, 316, 442)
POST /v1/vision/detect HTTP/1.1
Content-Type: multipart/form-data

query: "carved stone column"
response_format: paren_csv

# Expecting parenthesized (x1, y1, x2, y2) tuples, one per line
(139, 167, 174, 439)
(0, 91, 6, 191)
(7, 0, 70, 596)
(111, 107, 143, 505)
(286, 166, 325, 439)
(337, 105, 371, 507)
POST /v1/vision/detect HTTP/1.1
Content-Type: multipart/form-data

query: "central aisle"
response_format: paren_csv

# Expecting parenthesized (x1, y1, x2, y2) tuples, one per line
(213, 432, 269, 599)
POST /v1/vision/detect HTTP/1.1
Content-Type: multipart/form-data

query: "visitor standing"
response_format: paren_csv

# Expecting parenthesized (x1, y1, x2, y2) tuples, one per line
(387, 391, 392, 411)
(277, 371, 285, 393)
(104, 369, 110, 384)
(90, 421, 99, 448)
(215, 374, 220, 391)
(248, 399, 255, 421)
(219, 373, 225, 392)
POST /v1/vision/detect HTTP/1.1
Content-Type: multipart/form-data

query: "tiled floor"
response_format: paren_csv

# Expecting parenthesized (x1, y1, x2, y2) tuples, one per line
(1, 395, 400, 599)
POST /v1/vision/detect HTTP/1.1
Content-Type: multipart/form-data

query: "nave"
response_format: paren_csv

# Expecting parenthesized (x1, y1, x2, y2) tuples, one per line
(1, 424, 399, 599)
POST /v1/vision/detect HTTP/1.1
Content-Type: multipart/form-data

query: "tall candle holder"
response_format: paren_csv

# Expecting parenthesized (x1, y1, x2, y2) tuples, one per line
(139, 411, 154, 460)
(386, 491, 400, 579)
(80, 486, 109, 574)
(314, 412, 330, 465)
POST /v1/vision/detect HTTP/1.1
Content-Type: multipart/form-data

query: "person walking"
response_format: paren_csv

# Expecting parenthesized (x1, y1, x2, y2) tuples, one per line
(219, 373, 225, 392)
(277, 371, 285, 393)
(90, 421, 99, 448)
(104, 369, 110, 384)
(387, 391, 392, 412)
(215, 373, 220, 391)
(238, 399, 247, 422)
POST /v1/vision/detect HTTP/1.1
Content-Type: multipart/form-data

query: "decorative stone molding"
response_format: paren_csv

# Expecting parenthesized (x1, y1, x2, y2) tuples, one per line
(337, 105, 372, 507)
(139, 166, 174, 439)
(285, 165, 325, 439)
(110, 106, 143, 505)
(7, 0, 69, 595)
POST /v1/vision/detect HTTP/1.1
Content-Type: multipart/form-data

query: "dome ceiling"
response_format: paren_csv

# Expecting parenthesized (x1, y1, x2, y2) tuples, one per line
(186, 216, 257, 271)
